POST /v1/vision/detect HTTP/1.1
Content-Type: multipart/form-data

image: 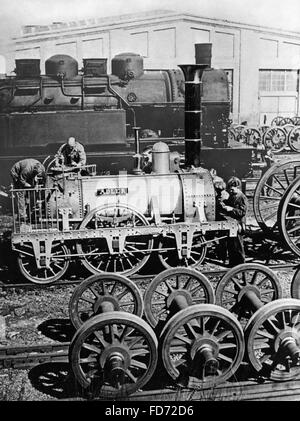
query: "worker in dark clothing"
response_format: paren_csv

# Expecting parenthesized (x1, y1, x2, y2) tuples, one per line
(57, 136, 86, 167)
(219, 176, 248, 267)
(10, 159, 45, 220)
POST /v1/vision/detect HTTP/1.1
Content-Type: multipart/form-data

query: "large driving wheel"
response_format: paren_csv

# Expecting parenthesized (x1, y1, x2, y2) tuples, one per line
(277, 176, 300, 258)
(158, 232, 207, 269)
(17, 242, 69, 284)
(69, 312, 158, 397)
(76, 204, 153, 276)
(253, 160, 300, 236)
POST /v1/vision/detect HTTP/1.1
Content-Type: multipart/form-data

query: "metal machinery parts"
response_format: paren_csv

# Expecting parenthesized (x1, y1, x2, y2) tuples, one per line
(69, 312, 158, 397)
(253, 159, 300, 236)
(277, 175, 300, 258)
(262, 127, 287, 153)
(288, 126, 300, 152)
(69, 274, 157, 397)
(158, 232, 207, 269)
(290, 267, 300, 299)
(144, 267, 245, 388)
(244, 299, 300, 381)
(216, 263, 300, 381)
(215, 263, 282, 325)
(17, 242, 70, 285)
(69, 273, 144, 329)
(75, 204, 153, 277)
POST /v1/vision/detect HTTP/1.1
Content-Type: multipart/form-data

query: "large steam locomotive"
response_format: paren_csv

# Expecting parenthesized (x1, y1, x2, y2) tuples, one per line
(0, 44, 252, 186)
(11, 61, 239, 284)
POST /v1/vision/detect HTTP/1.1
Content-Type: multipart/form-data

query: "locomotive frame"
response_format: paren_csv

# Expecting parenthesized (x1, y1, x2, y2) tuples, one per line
(10, 165, 238, 284)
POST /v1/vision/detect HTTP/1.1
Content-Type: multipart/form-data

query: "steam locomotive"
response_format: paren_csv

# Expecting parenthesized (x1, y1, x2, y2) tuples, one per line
(11, 60, 239, 284)
(0, 44, 252, 186)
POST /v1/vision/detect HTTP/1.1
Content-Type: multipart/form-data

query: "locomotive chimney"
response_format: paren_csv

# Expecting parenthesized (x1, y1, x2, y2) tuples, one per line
(178, 64, 208, 168)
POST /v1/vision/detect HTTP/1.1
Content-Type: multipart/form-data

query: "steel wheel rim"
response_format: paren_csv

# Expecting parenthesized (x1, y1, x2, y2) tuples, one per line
(17, 242, 69, 284)
(245, 299, 300, 381)
(215, 263, 282, 325)
(291, 267, 300, 299)
(253, 160, 300, 234)
(277, 176, 300, 257)
(69, 273, 144, 329)
(288, 127, 300, 152)
(76, 204, 153, 276)
(158, 232, 207, 269)
(69, 312, 158, 397)
(263, 127, 287, 153)
(144, 267, 215, 328)
(160, 304, 244, 388)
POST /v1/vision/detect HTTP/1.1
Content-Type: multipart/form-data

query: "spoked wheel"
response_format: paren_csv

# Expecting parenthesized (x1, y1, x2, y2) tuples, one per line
(291, 267, 300, 299)
(277, 177, 300, 258)
(215, 263, 282, 325)
(245, 299, 300, 381)
(158, 232, 207, 269)
(160, 304, 245, 388)
(144, 268, 215, 328)
(292, 117, 300, 126)
(69, 312, 158, 397)
(17, 242, 69, 284)
(271, 116, 284, 126)
(228, 128, 236, 143)
(76, 205, 153, 276)
(69, 273, 144, 329)
(233, 125, 247, 142)
(263, 127, 287, 153)
(253, 160, 300, 236)
(240, 127, 261, 145)
(288, 127, 300, 152)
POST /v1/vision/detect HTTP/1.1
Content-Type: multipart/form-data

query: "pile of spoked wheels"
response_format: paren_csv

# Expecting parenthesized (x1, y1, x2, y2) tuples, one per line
(67, 265, 300, 399)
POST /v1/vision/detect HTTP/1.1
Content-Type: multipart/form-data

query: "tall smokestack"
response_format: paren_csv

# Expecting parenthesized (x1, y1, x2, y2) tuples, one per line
(178, 64, 208, 167)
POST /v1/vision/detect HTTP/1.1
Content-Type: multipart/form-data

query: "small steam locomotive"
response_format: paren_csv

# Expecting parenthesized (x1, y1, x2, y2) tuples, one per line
(11, 60, 239, 284)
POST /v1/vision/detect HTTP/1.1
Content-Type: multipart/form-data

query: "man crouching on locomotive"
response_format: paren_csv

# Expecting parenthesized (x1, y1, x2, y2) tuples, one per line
(10, 159, 45, 221)
(57, 136, 87, 169)
(216, 176, 248, 267)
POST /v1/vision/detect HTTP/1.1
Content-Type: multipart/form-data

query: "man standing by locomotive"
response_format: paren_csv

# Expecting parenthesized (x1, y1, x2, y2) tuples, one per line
(10, 158, 45, 220)
(57, 136, 86, 167)
(219, 176, 248, 267)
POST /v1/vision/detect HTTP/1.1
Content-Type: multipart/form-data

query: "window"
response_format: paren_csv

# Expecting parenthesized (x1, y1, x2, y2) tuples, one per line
(259, 70, 298, 91)
(82, 38, 104, 58)
(129, 32, 148, 57)
(215, 32, 234, 58)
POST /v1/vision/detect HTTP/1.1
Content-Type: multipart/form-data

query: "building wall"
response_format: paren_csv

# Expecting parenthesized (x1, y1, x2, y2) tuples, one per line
(4, 11, 300, 125)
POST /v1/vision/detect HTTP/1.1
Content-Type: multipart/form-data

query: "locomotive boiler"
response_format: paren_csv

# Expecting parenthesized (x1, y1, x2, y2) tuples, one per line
(0, 44, 252, 187)
(10, 59, 239, 284)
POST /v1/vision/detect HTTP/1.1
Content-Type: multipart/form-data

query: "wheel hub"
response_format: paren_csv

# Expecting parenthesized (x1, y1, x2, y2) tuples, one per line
(274, 328, 300, 364)
(93, 296, 120, 314)
(190, 337, 219, 377)
(167, 289, 193, 309)
(99, 345, 131, 372)
(238, 284, 260, 301)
